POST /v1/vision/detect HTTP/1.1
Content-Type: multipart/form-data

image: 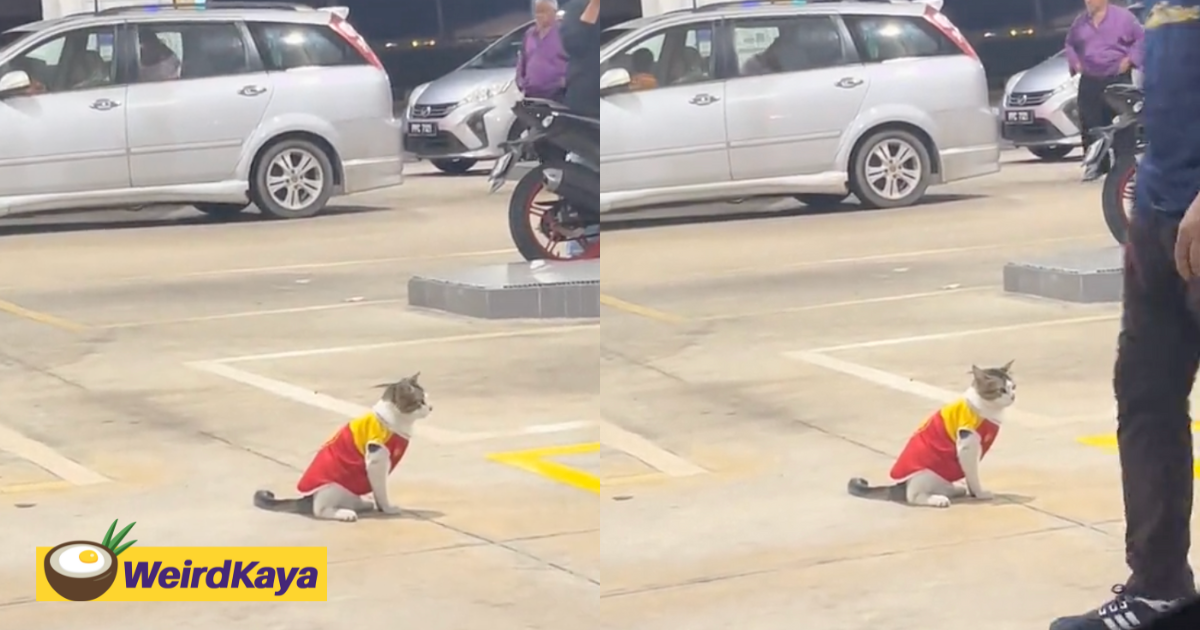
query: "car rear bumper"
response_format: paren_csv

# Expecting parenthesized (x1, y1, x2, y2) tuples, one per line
(938, 143, 1002, 183)
(342, 156, 403, 194)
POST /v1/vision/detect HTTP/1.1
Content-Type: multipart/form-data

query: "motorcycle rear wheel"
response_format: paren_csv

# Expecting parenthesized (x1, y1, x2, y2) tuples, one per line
(507, 166, 598, 261)
(1102, 156, 1137, 246)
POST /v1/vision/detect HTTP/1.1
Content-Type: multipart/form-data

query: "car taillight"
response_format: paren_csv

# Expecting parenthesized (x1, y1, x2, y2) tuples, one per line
(330, 14, 384, 70)
(923, 5, 978, 60)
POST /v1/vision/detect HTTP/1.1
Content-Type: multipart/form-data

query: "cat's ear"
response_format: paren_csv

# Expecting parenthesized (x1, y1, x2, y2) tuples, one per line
(1001, 360, 1014, 373)
(410, 372, 421, 385)
(970, 365, 986, 380)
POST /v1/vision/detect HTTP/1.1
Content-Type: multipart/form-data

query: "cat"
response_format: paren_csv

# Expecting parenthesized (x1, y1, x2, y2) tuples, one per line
(253, 373, 432, 522)
(847, 362, 1015, 508)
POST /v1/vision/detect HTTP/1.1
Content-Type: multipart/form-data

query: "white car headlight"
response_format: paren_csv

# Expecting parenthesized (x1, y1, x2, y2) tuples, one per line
(406, 82, 431, 116)
(1052, 74, 1080, 96)
(1004, 71, 1026, 96)
(460, 80, 513, 105)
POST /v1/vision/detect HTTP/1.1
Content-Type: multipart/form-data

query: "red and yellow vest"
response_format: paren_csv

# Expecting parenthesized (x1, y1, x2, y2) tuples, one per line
(297, 411, 410, 496)
(889, 399, 1000, 483)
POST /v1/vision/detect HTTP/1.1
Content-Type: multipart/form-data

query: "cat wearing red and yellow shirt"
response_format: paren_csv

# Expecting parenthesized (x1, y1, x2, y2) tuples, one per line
(847, 362, 1015, 508)
(253, 373, 432, 522)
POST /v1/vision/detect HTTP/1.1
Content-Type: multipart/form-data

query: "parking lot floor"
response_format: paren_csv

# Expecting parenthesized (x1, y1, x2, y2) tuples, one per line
(600, 153, 1170, 629)
(0, 151, 1162, 630)
(0, 164, 599, 629)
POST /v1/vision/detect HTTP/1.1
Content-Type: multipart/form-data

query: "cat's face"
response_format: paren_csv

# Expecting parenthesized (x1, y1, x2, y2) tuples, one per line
(971, 361, 1016, 407)
(379, 373, 432, 420)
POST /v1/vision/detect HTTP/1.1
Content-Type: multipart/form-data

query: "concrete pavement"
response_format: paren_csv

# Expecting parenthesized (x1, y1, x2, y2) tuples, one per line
(0, 150, 1159, 629)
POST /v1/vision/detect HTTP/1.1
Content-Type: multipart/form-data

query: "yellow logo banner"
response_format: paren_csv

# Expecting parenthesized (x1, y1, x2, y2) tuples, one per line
(36, 546, 327, 602)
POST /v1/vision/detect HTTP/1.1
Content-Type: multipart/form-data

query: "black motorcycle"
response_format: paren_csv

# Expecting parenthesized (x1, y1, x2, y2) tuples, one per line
(487, 99, 599, 261)
(1081, 83, 1144, 245)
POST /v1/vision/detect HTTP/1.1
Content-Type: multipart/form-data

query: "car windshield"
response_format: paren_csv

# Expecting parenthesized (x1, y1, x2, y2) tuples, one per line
(462, 24, 528, 70)
(600, 27, 631, 51)
(0, 29, 30, 53)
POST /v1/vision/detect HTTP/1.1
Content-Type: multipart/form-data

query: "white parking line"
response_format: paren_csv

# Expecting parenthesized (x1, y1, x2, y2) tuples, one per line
(785, 351, 1056, 427)
(598, 420, 706, 477)
(210, 324, 598, 364)
(804, 314, 1117, 353)
(187, 360, 593, 444)
(0, 423, 109, 486)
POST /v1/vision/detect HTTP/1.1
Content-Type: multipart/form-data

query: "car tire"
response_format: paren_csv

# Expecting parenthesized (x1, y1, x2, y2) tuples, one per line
(431, 158, 477, 175)
(849, 129, 932, 210)
(250, 139, 335, 220)
(194, 203, 248, 220)
(794, 193, 850, 208)
(1029, 145, 1073, 161)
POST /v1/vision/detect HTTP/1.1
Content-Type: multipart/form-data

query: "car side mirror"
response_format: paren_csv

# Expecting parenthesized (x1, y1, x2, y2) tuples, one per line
(600, 68, 631, 96)
(0, 70, 31, 98)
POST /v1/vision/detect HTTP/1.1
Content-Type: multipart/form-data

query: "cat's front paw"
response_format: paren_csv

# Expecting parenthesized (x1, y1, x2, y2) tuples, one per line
(333, 509, 359, 522)
(926, 494, 952, 508)
(376, 503, 403, 515)
(971, 489, 994, 501)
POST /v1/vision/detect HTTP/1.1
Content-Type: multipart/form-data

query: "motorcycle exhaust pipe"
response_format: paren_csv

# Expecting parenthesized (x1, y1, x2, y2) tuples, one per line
(542, 163, 598, 210)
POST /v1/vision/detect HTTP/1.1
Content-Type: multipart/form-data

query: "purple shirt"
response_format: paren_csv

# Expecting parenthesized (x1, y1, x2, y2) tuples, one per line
(1065, 5, 1145, 77)
(517, 24, 567, 98)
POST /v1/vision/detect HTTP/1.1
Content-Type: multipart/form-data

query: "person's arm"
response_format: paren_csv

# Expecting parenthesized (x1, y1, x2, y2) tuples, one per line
(1064, 19, 1081, 75)
(561, 0, 599, 58)
(1127, 10, 1145, 69)
(516, 36, 528, 91)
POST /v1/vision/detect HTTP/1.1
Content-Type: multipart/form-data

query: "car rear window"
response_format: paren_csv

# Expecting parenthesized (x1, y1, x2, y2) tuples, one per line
(249, 22, 366, 70)
(843, 15, 959, 63)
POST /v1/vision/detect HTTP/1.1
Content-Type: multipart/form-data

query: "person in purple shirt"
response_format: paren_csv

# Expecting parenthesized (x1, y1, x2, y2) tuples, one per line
(516, 0, 568, 101)
(1065, 0, 1144, 160)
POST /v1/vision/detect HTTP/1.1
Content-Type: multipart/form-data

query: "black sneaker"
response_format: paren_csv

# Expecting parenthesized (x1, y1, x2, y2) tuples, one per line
(1049, 585, 1181, 630)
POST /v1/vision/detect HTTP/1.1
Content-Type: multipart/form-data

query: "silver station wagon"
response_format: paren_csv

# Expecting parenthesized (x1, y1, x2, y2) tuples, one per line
(599, 0, 1000, 212)
(0, 2, 403, 220)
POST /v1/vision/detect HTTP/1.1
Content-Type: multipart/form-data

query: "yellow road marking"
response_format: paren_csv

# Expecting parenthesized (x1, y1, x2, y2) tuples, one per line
(1079, 422, 1200, 477)
(599, 294, 686, 324)
(0, 298, 88, 333)
(0, 480, 76, 495)
(487, 443, 601, 494)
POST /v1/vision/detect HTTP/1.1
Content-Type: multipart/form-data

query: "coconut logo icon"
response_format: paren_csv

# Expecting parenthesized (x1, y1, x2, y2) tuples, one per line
(44, 519, 137, 601)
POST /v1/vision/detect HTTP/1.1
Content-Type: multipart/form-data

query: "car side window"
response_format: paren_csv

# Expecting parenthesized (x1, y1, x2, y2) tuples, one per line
(844, 16, 956, 63)
(732, 16, 851, 77)
(248, 22, 364, 70)
(0, 26, 119, 95)
(601, 23, 716, 92)
(135, 22, 252, 83)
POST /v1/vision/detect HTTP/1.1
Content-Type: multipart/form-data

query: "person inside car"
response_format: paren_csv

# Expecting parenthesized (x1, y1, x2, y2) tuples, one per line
(139, 34, 180, 82)
(628, 48, 658, 90)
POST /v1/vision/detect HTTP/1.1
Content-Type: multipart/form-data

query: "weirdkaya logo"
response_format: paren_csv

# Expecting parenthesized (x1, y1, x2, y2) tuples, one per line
(36, 519, 327, 602)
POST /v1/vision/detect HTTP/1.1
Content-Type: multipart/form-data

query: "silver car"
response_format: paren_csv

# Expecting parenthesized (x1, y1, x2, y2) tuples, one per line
(0, 3, 403, 220)
(599, 0, 999, 212)
(403, 22, 529, 175)
(999, 2, 1145, 161)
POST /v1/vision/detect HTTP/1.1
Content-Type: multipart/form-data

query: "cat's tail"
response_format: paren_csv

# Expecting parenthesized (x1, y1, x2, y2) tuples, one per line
(847, 477, 904, 502)
(253, 490, 314, 515)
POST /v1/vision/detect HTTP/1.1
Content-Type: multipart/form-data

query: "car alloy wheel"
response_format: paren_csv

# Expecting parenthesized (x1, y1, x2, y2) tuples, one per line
(265, 148, 325, 212)
(864, 139, 923, 201)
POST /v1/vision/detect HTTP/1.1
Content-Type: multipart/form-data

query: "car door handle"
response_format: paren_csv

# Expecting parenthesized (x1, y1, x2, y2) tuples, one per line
(835, 77, 864, 89)
(89, 98, 120, 111)
(238, 85, 267, 97)
(689, 93, 719, 106)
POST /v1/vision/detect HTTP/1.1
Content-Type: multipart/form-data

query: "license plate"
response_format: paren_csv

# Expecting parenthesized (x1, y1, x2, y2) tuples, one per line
(487, 152, 517, 194)
(407, 122, 437, 137)
(1005, 110, 1033, 124)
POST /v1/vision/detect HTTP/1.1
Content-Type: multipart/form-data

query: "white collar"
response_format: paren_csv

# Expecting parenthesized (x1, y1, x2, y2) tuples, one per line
(372, 400, 415, 438)
(964, 389, 1007, 425)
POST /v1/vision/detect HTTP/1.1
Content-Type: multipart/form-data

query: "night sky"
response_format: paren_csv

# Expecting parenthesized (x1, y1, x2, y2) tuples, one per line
(338, 0, 531, 38)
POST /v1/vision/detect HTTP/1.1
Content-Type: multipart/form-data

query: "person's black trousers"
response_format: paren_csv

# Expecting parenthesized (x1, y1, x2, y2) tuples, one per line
(1078, 72, 1134, 157)
(1116, 209, 1199, 600)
